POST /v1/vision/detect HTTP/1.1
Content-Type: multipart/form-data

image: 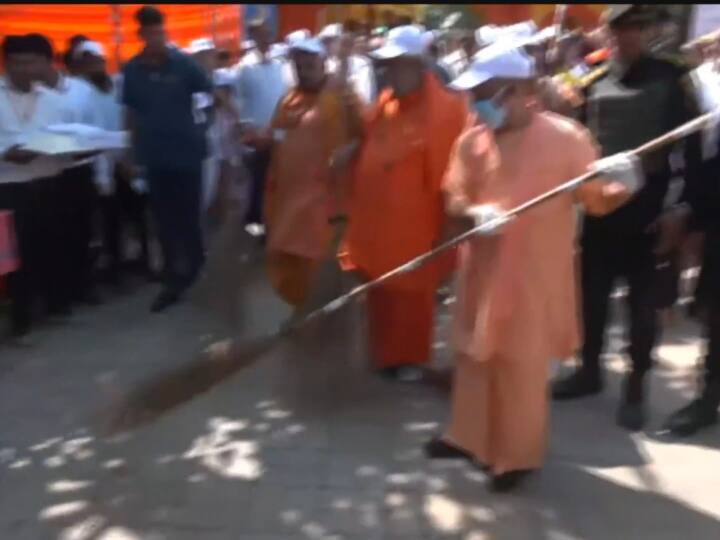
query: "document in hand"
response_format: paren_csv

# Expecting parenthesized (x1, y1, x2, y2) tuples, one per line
(20, 124, 129, 156)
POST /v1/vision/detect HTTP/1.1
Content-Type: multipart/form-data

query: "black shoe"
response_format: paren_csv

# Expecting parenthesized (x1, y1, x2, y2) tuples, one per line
(150, 289, 181, 313)
(616, 402, 646, 432)
(424, 438, 473, 461)
(424, 438, 490, 471)
(664, 398, 719, 437)
(616, 374, 646, 432)
(379, 366, 425, 383)
(47, 303, 73, 318)
(490, 470, 535, 493)
(552, 369, 603, 401)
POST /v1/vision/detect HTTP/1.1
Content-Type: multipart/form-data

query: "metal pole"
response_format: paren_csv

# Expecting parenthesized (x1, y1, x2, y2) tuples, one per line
(111, 5, 123, 72)
(211, 6, 218, 43)
(289, 109, 719, 332)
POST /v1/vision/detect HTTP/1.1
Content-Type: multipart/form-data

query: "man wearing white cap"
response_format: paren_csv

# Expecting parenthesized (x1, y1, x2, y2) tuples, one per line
(74, 40, 144, 288)
(286, 29, 311, 46)
(424, 42, 641, 491)
(185, 38, 226, 227)
(340, 25, 468, 381)
(233, 17, 291, 231)
(264, 36, 362, 315)
(318, 23, 343, 57)
(211, 68, 251, 228)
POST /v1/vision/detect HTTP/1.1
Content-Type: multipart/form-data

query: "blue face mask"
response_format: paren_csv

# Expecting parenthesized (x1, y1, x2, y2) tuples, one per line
(473, 99, 506, 130)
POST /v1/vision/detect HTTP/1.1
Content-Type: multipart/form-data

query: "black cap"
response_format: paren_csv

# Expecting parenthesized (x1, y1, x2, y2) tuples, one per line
(607, 4, 659, 28)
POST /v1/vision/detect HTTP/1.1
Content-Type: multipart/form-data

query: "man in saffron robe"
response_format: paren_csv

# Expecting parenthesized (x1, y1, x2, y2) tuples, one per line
(424, 44, 641, 491)
(264, 36, 362, 318)
(340, 26, 469, 381)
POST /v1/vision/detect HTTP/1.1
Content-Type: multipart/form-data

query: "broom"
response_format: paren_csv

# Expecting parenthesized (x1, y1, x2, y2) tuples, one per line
(103, 110, 718, 435)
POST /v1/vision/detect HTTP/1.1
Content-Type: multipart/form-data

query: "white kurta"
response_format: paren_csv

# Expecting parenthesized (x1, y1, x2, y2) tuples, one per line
(94, 84, 123, 195)
(51, 75, 100, 170)
(0, 79, 67, 184)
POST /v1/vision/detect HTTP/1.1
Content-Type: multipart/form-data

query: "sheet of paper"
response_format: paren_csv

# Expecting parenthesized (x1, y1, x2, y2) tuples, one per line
(20, 131, 92, 156)
(20, 127, 129, 155)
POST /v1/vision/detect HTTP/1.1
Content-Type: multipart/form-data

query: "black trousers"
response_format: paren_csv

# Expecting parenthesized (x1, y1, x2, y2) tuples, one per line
(697, 230, 720, 386)
(58, 163, 97, 302)
(146, 165, 204, 292)
(99, 171, 150, 280)
(703, 308, 720, 386)
(243, 148, 272, 226)
(580, 233, 660, 377)
(0, 177, 58, 334)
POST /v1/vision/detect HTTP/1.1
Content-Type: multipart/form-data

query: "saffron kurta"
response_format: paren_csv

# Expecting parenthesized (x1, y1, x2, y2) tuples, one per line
(342, 74, 468, 369)
(442, 111, 630, 474)
(265, 86, 361, 308)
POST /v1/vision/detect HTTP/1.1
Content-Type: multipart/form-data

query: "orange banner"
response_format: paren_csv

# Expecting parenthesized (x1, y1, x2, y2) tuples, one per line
(0, 4, 242, 72)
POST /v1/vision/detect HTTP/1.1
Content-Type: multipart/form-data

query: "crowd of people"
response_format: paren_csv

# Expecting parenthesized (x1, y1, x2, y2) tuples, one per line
(3, 3, 720, 492)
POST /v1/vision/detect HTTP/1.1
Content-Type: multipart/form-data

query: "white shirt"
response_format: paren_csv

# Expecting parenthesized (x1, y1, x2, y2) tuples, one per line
(0, 78, 67, 184)
(49, 74, 100, 168)
(233, 50, 290, 129)
(52, 74, 99, 125)
(88, 79, 124, 195)
(326, 55, 377, 105)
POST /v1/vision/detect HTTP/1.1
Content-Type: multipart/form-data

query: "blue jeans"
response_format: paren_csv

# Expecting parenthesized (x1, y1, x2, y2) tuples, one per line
(147, 165, 205, 292)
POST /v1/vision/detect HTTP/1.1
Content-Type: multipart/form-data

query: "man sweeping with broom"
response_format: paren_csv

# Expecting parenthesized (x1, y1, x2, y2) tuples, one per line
(425, 42, 642, 492)
(264, 34, 363, 325)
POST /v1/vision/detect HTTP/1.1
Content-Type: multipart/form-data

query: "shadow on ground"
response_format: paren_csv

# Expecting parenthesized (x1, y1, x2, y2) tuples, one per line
(2, 234, 720, 539)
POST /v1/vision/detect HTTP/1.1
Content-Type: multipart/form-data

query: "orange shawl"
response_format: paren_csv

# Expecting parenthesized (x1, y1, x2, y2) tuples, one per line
(341, 73, 469, 288)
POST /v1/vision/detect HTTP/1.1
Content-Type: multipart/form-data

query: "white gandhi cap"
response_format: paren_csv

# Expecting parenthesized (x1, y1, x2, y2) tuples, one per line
(369, 25, 433, 60)
(449, 42, 536, 91)
(286, 29, 311, 45)
(475, 20, 538, 47)
(289, 37, 326, 56)
(187, 37, 215, 54)
(318, 23, 343, 39)
(74, 40, 106, 59)
(269, 42, 289, 59)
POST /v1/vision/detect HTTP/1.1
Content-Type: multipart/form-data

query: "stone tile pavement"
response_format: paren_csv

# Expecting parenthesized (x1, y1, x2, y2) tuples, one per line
(1, 246, 720, 539)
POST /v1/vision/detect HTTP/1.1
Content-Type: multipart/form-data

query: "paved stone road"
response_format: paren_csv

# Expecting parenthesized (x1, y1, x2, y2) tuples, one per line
(2, 241, 720, 539)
